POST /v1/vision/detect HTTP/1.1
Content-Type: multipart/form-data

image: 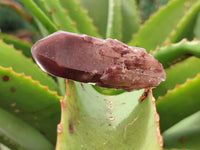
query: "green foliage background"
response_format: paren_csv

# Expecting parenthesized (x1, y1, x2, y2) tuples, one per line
(0, 0, 200, 150)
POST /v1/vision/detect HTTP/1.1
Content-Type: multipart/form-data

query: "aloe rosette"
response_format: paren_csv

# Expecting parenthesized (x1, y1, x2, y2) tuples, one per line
(0, 0, 200, 149)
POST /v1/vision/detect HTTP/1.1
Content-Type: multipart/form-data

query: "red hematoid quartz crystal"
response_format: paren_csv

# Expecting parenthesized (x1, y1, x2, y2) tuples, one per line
(31, 31, 166, 91)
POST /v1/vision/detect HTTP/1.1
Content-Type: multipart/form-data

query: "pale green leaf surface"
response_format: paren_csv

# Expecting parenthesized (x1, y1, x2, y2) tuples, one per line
(194, 12, 200, 39)
(56, 81, 162, 150)
(121, 0, 140, 43)
(78, 0, 109, 38)
(106, 0, 122, 40)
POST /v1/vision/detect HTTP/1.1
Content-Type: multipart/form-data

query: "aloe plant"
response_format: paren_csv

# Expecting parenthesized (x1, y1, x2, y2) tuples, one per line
(0, 0, 200, 149)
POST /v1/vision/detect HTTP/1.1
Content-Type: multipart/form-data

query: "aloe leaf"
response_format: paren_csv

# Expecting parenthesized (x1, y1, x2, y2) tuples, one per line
(152, 40, 200, 68)
(21, 0, 57, 33)
(0, 66, 61, 144)
(156, 74, 200, 132)
(194, 12, 200, 39)
(0, 0, 31, 22)
(121, 0, 140, 43)
(33, 0, 52, 19)
(0, 33, 32, 58)
(106, 0, 122, 40)
(40, 0, 78, 32)
(34, 17, 50, 36)
(163, 111, 200, 149)
(78, 0, 109, 38)
(56, 81, 163, 150)
(0, 40, 59, 92)
(153, 56, 200, 99)
(154, 56, 200, 98)
(129, 0, 199, 51)
(59, 0, 99, 37)
(0, 132, 23, 150)
(165, 1, 200, 44)
(0, 108, 54, 150)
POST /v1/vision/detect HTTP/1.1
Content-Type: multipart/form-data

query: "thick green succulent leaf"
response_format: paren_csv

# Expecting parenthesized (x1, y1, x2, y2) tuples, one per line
(153, 56, 200, 99)
(0, 108, 53, 150)
(156, 74, 200, 132)
(21, 0, 57, 33)
(0, 33, 32, 58)
(41, 0, 78, 32)
(106, 0, 122, 40)
(56, 81, 163, 150)
(0, 66, 61, 144)
(194, 12, 200, 39)
(78, 0, 108, 38)
(79, 0, 140, 41)
(129, 0, 200, 51)
(152, 40, 200, 68)
(0, 40, 59, 92)
(59, 0, 100, 37)
(33, 0, 52, 19)
(164, 1, 200, 44)
(121, 0, 140, 43)
(0, 132, 23, 150)
(163, 111, 200, 149)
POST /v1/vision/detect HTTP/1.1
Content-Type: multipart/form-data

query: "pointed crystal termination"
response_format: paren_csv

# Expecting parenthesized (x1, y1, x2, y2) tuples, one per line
(31, 31, 166, 91)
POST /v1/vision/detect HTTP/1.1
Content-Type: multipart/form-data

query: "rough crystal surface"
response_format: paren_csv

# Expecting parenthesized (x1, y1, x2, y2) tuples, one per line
(31, 31, 166, 91)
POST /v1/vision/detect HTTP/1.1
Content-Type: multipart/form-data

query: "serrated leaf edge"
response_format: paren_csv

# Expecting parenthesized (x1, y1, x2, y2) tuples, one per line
(157, 73, 200, 100)
(0, 66, 62, 99)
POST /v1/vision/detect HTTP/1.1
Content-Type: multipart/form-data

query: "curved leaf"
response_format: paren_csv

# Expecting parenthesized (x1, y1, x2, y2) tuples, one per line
(121, 0, 140, 43)
(78, 0, 109, 38)
(0, 108, 54, 150)
(0, 66, 61, 144)
(106, 0, 122, 40)
(152, 40, 200, 68)
(129, 0, 199, 51)
(33, 0, 52, 19)
(164, 1, 200, 43)
(56, 81, 163, 150)
(163, 111, 200, 149)
(41, 0, 78, 32)
(21, 0, 57, 33)
(59, 0, 100, 37)
(153, 56, 200, 98)
(0, 132, 23, 150)
(0, 40, 59, 92)
(0, 33, 32, 58)
(156, 74, 200, 132)
(194, 12, 200, 39)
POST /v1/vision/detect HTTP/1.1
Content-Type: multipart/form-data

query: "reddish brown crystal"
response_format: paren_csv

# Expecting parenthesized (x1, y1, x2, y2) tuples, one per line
(31, 31, 166, 91)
